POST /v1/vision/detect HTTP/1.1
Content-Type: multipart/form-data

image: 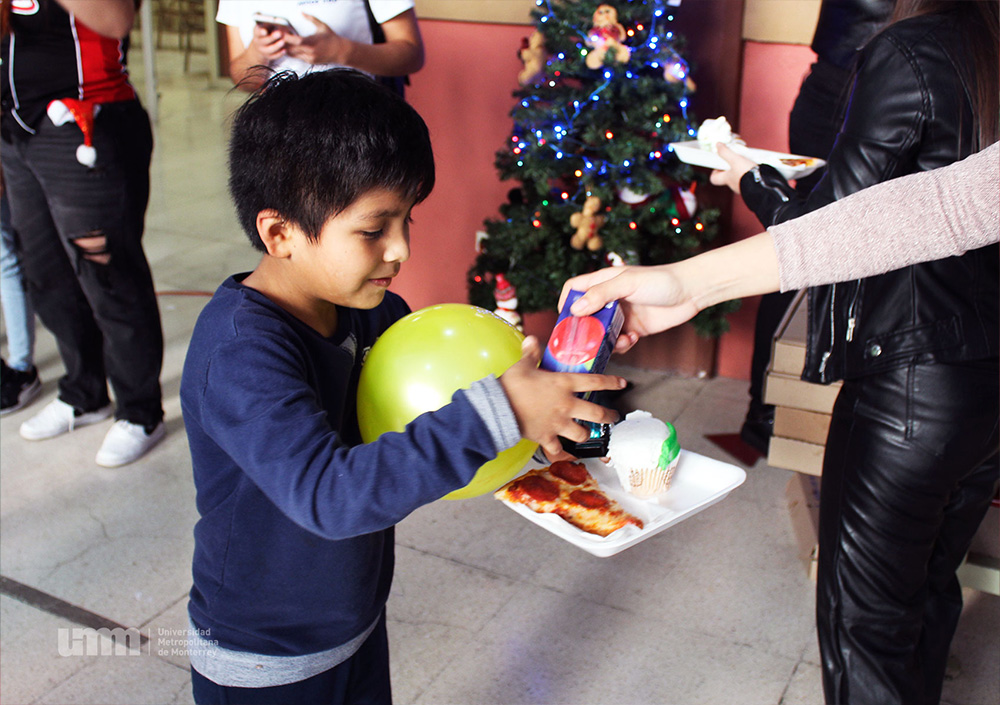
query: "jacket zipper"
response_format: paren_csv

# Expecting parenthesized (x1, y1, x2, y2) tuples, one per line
(751, 166, 789, 202)
(818, 286, 836, 380)
(819, 281, 862, 381)
(845, 280, 862, 342)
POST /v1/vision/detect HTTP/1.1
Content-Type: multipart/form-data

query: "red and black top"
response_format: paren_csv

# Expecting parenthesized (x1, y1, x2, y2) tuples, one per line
(1, 0, 137, 138)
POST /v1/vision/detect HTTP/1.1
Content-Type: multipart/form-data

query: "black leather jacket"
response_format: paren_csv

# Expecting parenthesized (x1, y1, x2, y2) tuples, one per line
(811, 0, 893, 69)
(741, 11, 999, 384)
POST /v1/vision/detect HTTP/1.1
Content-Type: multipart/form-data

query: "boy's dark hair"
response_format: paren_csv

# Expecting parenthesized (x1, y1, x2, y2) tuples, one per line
(228, 69, 435, 251)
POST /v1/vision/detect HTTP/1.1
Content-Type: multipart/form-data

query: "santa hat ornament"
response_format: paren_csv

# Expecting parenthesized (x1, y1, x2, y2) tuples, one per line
(492, 273, 523, 331)
(46, 99, 98, 168)
(671, 183, 698, 220)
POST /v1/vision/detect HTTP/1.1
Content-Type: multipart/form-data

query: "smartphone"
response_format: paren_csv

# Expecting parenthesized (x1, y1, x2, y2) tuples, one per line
(252, 12, 298, 35)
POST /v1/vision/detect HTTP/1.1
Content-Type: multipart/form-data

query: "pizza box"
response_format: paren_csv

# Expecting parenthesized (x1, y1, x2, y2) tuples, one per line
(768, 436, 825, 477)
(497, 450, 746, 558)
(773, 406, 831, 446)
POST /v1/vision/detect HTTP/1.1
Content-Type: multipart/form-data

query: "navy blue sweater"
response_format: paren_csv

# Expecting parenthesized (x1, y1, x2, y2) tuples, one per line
(181, 276, 517, 682)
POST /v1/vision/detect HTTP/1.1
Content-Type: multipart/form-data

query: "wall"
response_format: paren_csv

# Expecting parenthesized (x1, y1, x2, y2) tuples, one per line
(712, 0, 819, 379)
(211, 2, 820, 378)
(392, 21, 528, 312)
(713, 41, 816, 379)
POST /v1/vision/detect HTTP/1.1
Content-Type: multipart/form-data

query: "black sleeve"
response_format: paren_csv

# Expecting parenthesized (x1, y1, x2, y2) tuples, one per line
(741, 29, 928, 228)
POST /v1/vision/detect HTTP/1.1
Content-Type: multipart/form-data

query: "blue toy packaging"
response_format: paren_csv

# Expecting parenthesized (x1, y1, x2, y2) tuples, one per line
(540, 289, 624, 376)
(539, 290, 625, 457)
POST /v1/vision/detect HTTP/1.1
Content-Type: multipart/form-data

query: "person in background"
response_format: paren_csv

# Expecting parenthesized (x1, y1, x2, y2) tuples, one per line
(1, 0, 165, 467)
(217, 0, 423, 92)
(0, 187, 42, 415)
(740, 0, 893, 455)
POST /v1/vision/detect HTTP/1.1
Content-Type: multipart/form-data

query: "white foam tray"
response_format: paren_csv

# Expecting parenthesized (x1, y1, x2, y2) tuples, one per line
(497, 451, 747, 558)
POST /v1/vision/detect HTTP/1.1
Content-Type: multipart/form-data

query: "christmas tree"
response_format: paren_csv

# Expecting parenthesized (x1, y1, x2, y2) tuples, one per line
(468, 0, 738, 336)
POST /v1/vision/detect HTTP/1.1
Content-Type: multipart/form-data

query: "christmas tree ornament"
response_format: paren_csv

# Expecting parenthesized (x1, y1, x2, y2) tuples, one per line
(47, 99, 99, 167)
(671, 183, 698, 220)
(617, 184, 654, 206)
(357, 304, 537, 500)
(606, 251, 626, 267)
(518, 30, 548, 86)
(659, 48, 697, 92)
(584, 4, 632, 69)
(570, 196, 607, 251)
(493, 273, 523, 331)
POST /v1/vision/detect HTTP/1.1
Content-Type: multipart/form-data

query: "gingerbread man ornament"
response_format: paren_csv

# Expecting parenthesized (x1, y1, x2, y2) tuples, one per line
(570, 196, 607, 251)
(518, 31, 547, 85)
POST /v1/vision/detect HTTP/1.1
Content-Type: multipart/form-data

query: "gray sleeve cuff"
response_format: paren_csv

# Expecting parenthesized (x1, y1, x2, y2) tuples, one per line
(462, 375, 522, 452)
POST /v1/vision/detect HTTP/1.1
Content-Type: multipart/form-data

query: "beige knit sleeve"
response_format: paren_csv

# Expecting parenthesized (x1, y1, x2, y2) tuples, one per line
(770, 142, 999, 291)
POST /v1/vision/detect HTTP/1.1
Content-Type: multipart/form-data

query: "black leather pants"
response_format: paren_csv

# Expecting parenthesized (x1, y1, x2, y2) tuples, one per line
(817, 360, 999, 705)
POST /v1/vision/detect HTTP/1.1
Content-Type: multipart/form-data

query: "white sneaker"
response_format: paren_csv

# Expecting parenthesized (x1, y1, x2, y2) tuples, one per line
(96, 420, 166, 467)
(19, 398, 113, 440)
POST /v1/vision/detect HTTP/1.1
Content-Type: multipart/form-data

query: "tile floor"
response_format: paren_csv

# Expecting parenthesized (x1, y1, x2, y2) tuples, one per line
(1, 50, 997, 705)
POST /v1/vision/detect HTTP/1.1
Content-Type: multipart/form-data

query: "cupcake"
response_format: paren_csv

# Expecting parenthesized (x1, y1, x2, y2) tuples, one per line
(607, 411, 680, 498)
(696, 116, 744, 152)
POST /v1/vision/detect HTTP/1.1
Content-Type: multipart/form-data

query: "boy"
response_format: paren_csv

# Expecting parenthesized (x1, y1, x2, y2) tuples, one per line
(180, 69, 624, 704)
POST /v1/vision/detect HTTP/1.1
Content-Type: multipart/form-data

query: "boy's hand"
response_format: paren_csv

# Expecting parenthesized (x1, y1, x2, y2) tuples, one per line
(499, 336, 626, 461)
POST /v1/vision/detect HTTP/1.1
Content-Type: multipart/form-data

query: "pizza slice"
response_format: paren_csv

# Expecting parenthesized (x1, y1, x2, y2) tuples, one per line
(495, 460, 643, 537)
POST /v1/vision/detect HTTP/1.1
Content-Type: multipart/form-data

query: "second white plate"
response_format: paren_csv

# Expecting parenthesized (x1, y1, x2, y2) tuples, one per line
(669, 140, 826, 180)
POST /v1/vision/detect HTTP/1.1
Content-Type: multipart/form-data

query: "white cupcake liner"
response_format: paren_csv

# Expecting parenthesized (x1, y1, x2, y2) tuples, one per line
(620, 460, 677, 498)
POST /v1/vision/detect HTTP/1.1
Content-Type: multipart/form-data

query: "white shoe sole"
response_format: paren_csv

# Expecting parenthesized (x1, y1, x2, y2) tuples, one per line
(19, 402, 114, 441)
(95, 422, 167, 467)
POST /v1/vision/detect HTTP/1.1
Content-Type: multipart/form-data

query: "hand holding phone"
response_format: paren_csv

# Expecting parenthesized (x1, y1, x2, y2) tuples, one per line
(252, 12, 298, 35)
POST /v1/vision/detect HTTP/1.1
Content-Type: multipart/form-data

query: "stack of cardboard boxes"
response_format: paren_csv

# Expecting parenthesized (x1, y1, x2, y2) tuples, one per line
(769, 292, 998, 594)
(765, 292, 834, 581)
(764, 292, 839, 476)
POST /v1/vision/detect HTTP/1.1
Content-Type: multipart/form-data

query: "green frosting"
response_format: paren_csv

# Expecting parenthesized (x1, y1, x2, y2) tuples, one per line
(657, 421, 681, 469)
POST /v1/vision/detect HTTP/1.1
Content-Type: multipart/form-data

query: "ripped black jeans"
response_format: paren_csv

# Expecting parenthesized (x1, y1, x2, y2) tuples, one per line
(1, 100, 163, 427)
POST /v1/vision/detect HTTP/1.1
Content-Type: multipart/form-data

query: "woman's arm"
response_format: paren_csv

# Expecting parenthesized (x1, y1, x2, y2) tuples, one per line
(560, 234, 781, 352)
(283, 8, 424, 77)
(57, 0, 135, 38)
(564, 143, 1000, 350)
(772, 142, 999, 290)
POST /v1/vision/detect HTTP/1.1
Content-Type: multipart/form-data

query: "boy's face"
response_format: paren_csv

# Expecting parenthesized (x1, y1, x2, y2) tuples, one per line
(292, 188, 414, 311)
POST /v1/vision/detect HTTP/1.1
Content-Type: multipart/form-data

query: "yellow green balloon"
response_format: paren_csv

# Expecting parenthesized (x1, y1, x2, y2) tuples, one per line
(357, 304, 537, 500)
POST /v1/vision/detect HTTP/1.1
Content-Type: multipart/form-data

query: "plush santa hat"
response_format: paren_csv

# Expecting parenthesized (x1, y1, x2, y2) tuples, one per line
(493, 273, 519, 310)
(46, 99, 98, 168)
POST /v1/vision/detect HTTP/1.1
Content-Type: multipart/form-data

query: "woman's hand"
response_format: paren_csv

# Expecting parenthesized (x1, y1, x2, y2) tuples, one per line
(283, 14, 348, 66)
(709, 142, 758, 195)
(560, 265, 698, 353)
(247, 23, 291, 63)
(226, 25, 288, 89)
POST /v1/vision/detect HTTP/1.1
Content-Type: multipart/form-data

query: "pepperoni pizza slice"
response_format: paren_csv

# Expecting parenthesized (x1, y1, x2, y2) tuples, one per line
(495, 460, 643, 537)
